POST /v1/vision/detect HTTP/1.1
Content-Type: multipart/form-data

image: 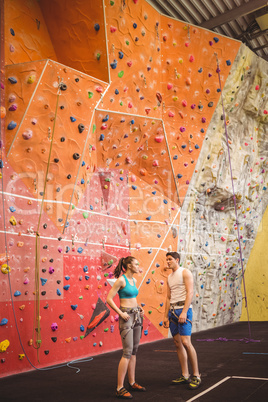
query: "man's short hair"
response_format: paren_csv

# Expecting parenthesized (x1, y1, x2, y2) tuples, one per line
(166, 251, 180, 262)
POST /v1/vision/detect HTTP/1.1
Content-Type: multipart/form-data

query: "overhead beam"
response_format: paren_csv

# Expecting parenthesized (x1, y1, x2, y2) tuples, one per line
(201, 0, 268, 29)
(252, 43, 268, 51)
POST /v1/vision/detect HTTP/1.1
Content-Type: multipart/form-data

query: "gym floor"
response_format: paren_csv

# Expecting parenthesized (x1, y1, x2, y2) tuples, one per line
(1, 322, 267, 402)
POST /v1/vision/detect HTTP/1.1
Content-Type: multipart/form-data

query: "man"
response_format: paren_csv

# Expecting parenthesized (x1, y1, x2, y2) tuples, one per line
(163, 251, 201, 390)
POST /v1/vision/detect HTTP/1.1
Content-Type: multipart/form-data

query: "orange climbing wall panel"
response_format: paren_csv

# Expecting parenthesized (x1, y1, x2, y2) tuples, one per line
(99, 0, 162, 117)
(5, 60, 108, 231)
(39, 0, 109, 83)
(161, 15, 241, 203)
(5, 0, 57, 65)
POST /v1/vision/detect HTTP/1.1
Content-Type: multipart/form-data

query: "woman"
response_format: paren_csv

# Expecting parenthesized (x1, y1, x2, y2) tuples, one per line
(107, 256, 146, 399)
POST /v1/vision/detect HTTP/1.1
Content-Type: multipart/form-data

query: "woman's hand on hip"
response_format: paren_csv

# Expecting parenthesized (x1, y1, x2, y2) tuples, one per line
(121, 312, 130, 321)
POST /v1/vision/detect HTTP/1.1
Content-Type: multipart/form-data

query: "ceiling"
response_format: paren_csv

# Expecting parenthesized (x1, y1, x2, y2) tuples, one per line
(146, 0, 268, 61)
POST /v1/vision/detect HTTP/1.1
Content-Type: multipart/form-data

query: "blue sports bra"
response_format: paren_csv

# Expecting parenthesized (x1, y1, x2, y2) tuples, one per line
(118, 274, 139, 299)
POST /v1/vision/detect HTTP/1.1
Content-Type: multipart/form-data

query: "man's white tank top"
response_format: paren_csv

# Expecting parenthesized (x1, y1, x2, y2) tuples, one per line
(168, 267, 187, 304)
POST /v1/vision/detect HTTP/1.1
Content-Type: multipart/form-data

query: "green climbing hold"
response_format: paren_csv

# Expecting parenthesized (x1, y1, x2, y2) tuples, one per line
(72, 204, 75, 210)
(110, 0, 114, 4)
(148, 310, 152, 314)
(88, 91, 93, 98)
(104, 328, 109, 332)
(118, 71, 124, 78)
(80, 335, 84, 340)
(83, 212, 89, 219)
(120, 101, 123, 106)
(126, 40, 129, 45)
(93, 124, 96, 133)
(96, 53, 101, 60)
(79, 296, 83, 300)
(104, 273, 109, 277)
(105, 178, 111, 182)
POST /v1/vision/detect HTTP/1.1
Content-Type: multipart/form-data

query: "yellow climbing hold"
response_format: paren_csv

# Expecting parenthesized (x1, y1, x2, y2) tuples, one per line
(0, 339, 10, 352)
(1, 264, 11, 274)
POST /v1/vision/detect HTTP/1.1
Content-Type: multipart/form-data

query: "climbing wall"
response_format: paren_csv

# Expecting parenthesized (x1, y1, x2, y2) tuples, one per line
(0, 0, 267, 378)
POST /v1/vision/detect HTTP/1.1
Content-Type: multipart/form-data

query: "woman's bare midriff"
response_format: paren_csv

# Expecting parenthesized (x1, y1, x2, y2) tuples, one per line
(120, 297, 138, 308)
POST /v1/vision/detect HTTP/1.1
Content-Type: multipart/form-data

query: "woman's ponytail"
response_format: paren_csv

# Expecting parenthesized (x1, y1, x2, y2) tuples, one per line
(113, 256, 135, 278)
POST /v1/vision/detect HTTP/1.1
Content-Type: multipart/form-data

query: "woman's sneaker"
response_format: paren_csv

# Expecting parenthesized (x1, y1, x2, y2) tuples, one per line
(188, 376, 201, 390)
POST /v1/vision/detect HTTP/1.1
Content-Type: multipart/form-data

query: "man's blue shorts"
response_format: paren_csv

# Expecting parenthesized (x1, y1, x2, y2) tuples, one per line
(168, 307, 193, 337)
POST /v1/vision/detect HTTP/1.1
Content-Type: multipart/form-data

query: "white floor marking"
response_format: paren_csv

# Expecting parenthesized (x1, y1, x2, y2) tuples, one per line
(185, 376, 268, 402)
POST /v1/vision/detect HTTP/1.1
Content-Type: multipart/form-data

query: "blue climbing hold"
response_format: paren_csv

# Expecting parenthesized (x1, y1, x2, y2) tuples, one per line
(0, 318, 8, 326)
(85, 275, 90, 280)
(130, 119, 135, 124)
(198, 68, 203, 73)
(70, 116, 76, 122)
(152, 191, 156, 195)
(156, 263, 160, 267)
(71, 304, 78, 310)
(163, 199, 168, 204)
(226, 59, 231, 66)
(90, 205, 93, 210)
(81, 179, 85, 184)
(132, 185, 137, 190)
(177, 174, 183, 179)
(99, 134, 105, 141)
(14, 291, 21, 297)
(118, 51, 124, 59)
(57, 289, 62, 296)
(63, 285, 70, 290)
(195, 144, 200, 149)
(146, 279, 151, 284)
(120, 177, 124, 181)
(65, 276, 70, 280)
(41, 278, 47, 286)
(77, 247, 83, 254)
(82, 161, 85, 166)
(146, 216, 151, 220)
(7, 121, 17, 130)
(83, 266, 88, 272)
(102, 114, 109, 122)
(141, 303, 145, 307)
(115, 89, 119, 94)
(110, 59, 117, 69)
(8, 77, 17, 84)
(144, 329, 148, 335)
(200, 128, 204, 133)
(10, 28, 15, 36)
(157, 234, 161, 238)
(80, 325, 85, 332)
(159, 321, 163, 326)
(94, 23, 100, 31)
(217, 88, 221, 92)
(181, 144, 187, 149)
(213, 37, 219, 43)
(133, 23, 137, 29)
(173, 155, 178, 160)
(9, 206, 16, 212)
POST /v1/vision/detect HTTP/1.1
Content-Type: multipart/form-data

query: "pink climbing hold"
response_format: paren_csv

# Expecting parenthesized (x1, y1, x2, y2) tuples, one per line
(221, 236, 226, 242)
(128, 102, 133, 108)
(189, 55, 194, 62)
(127, 61, 133, 67)
(182, 100, 187, 107)
(167, 83, 173, 90)
(131, 174, 136, 182)
(155, 135, 164, 143)
(96, 86, 103, 93)
(152, 160, 159, 167)
(110, 26, 117, 33)
(101, 124, 107, 130)
(180, 127, 186, 132)
(255, 85, 260, 90)
(168, 111, 175, 117)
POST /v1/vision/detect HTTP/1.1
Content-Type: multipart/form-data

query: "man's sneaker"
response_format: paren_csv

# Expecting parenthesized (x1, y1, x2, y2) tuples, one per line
(172, 375, 191, 385)
(188, 376, 201, 390)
